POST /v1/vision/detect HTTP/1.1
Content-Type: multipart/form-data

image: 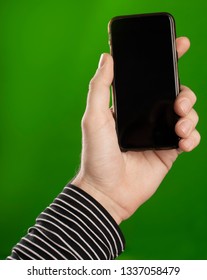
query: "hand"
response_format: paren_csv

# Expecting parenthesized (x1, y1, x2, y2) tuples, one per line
(72, 37, 200, 224)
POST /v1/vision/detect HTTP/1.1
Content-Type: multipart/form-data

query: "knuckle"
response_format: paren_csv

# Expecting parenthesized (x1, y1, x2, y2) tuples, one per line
(89, 70, 109, 91)
(186, 88, 197, 105)
(188, 108, 199, 125)
(88, 73, 100, 92)
(191, 91, 197, 104)
(81, 111, 96, 130)
(89, 77, 96, 89)
(193, 109, 199, 124)
(81, 114, 90, 129)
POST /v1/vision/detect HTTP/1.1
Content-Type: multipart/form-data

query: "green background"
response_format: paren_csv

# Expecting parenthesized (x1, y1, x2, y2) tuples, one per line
(0, 0, 206, 260)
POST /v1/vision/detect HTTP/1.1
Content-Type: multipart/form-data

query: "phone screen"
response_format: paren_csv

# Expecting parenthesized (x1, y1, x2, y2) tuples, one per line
(109, 13, 180, 150)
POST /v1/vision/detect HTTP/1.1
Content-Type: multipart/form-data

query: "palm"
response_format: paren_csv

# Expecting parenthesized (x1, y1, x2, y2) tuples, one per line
(82, 111, 179, 219)
(121, 149, 178, 213)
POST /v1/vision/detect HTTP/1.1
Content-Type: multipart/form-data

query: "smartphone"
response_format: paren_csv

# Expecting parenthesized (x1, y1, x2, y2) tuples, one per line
(108, 13, 180, 150)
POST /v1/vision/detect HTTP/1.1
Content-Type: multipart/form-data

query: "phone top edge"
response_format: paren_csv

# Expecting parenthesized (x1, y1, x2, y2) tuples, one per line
(108, 12, 175, 33)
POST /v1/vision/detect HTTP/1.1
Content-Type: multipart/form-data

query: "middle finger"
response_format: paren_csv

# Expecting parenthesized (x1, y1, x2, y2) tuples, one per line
(175, 108, 199, 138)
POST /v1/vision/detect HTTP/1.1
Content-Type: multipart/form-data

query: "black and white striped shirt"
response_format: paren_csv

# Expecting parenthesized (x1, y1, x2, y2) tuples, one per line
(7, 184, 125, 260)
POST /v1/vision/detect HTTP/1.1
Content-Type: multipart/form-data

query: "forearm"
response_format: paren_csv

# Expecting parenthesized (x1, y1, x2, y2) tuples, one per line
(7, 184, 125, 260)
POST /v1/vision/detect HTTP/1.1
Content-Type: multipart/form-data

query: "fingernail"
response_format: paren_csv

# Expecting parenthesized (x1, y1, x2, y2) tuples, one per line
(184, 138, 194, 150)
(180, 99, 191, 114)
(98, 53, 106, 68)
(179, 120, 192, 135)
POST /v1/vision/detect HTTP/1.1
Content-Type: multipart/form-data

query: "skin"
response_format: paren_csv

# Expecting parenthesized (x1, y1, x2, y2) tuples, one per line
(72, 37, 200, 224)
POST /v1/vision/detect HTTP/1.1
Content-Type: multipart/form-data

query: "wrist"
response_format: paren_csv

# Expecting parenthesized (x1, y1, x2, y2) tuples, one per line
(71, 175, 123, 225)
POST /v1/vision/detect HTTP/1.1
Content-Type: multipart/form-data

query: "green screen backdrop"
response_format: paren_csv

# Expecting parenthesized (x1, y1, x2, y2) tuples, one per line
(0, 0, 206, 260)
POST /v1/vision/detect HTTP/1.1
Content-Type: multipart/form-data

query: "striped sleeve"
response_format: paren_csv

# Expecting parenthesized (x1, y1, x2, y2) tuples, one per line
(7, 184, 125, 260)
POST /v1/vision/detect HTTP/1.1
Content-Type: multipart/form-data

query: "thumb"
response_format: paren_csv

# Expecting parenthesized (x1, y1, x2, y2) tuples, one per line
(86, 53, 114, 113)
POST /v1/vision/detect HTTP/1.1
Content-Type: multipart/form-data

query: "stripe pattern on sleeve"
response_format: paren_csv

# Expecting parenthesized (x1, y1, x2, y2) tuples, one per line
(7, 184, 125, 260)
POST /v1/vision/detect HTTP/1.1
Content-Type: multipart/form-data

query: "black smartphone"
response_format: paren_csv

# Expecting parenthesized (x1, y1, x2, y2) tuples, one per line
(108, 13, 180, 150)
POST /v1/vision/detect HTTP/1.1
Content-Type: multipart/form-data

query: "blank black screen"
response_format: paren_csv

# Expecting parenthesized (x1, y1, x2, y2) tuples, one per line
(110, 13, 179, 150)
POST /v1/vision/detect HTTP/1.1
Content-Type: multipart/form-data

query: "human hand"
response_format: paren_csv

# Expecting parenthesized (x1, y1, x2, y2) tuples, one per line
(72, 37, 200, 224)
